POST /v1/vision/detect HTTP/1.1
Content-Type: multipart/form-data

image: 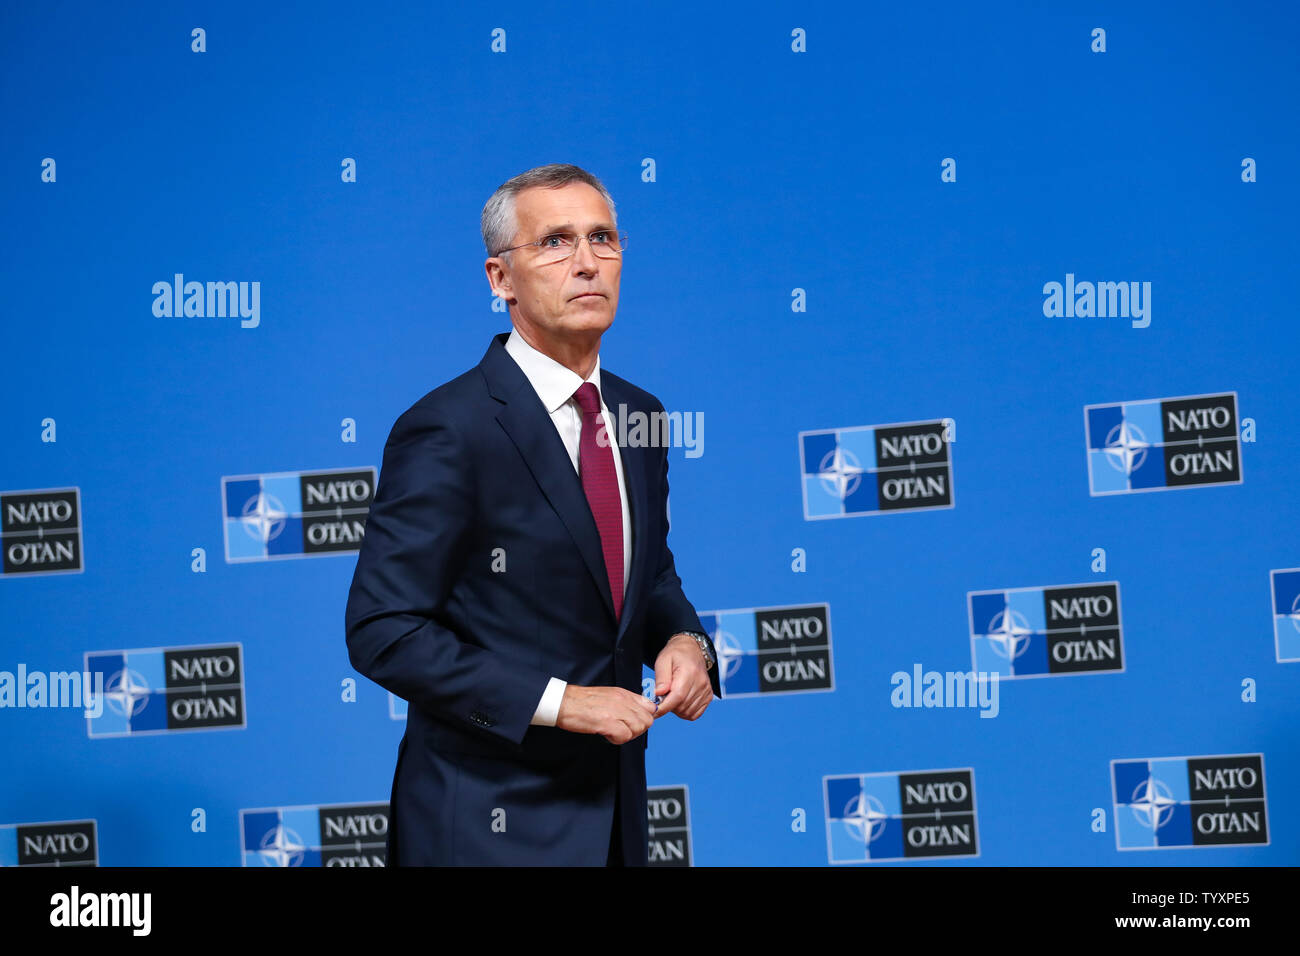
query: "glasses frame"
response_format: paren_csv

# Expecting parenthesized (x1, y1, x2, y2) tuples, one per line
(494, 229, 628, 262)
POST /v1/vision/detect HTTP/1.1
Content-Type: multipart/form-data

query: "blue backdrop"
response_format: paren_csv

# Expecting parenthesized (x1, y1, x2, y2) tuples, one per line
(2, 0, 1297, 866)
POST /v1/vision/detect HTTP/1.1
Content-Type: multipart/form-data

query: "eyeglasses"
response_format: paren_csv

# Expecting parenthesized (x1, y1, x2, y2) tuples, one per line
(495, 230, 628, 264)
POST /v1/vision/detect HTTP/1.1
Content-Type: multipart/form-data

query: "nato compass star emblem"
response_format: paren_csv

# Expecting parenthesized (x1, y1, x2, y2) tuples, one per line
(1103, 422, 1149, 475)
(240, 491, 288, 543)
(842, 793, 889, 844)
(711, 628, 745, 680)
(1289, 593, 1300, 634)
(817, 448, 864, 500)
(257, 824, 306, 867)
(104, 668, 150, 718)
(985, 609, 1032, 660)
(1129, 777, 1177, 830)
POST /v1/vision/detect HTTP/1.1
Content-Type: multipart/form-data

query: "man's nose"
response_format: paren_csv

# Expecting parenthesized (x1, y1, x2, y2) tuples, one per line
(570, 235, 600, 273)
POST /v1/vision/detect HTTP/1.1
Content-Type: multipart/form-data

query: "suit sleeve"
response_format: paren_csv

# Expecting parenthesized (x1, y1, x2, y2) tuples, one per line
(345, 400, 552, 747)
(641, 441, 722, 699)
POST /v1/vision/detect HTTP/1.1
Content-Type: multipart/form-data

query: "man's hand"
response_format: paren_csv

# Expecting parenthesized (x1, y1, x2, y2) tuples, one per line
(556, 685, 657, 745)
(653, 633, 714, 720)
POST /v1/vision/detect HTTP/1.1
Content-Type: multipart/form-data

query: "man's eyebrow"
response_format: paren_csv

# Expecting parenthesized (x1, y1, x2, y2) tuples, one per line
(537, 222, 616, 234)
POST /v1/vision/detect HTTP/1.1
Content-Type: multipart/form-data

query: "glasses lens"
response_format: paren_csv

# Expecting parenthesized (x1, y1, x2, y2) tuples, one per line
(536, 232, 626, 263)
(592, 232, 625, 257)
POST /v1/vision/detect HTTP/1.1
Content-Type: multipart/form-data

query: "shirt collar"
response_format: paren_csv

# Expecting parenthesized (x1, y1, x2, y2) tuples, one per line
(504, 327, 602, 414)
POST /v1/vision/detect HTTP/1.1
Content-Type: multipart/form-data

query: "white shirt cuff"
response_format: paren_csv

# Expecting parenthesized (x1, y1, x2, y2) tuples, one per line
(530, 677, 567, 727)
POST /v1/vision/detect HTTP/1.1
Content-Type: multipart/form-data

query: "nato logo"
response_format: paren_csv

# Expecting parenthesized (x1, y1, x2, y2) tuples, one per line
(1085, 392, 1241, 495)
(240, 802, 389, 866)
(1111, 754, 1267, 850)
(646, 785, 692, 867)
(84, 643, 245, 737)
(388, 692, 407, 720)
(0, 819, 97, 866)
(1, 487, 83, 576)
(1269, 568, 1300, 663)
(222, 467, 375, 562)
(697, 603, 833, 698)
(969, 582, 1123, 679)
(824, 768, 978, 863)
(800, 419, 953, 519)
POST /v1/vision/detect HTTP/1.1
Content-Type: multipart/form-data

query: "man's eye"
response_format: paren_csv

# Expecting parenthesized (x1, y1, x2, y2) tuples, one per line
(591, 231, 611, 243)
(542, 234, 572, 248)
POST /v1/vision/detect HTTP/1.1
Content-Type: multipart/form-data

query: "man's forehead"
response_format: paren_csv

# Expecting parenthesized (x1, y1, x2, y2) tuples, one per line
(515, 183, 612, 231)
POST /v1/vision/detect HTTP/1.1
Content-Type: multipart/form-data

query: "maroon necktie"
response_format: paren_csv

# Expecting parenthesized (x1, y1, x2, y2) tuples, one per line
(573, 382, 624, 619)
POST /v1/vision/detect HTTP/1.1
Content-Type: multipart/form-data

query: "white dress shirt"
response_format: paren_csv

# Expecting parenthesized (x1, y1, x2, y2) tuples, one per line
(504, 329, 632, 727)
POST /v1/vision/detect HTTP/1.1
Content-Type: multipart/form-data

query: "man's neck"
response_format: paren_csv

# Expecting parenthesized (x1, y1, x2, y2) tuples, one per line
(512, 324, 600, 380)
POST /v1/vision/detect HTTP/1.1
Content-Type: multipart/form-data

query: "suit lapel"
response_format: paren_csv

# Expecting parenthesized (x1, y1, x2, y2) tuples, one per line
(483, 332, 650, 632)
(601, 373, 652, 645)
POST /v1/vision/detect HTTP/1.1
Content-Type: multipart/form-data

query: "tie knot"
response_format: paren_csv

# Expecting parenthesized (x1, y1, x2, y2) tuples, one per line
(572, 382, 602, 417)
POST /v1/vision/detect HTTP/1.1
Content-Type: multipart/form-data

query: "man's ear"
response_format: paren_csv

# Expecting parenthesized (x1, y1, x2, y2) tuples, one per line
(485, 257, 514, 301)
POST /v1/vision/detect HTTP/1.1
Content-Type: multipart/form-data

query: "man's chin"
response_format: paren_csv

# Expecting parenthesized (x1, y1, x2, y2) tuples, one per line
(562, 311, 615, 334)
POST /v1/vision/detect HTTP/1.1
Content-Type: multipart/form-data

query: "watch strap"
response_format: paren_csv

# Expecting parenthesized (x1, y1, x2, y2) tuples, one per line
(676, 630, 715, 669)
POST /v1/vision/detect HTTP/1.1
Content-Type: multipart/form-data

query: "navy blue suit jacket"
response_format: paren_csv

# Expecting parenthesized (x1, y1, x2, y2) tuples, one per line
(345, 332, 718, 865)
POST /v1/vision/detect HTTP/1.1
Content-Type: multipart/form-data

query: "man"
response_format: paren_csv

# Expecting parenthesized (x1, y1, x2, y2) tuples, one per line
(345, 163, 719, 866)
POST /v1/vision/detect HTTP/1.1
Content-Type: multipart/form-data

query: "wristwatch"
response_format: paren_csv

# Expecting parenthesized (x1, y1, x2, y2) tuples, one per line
(675, 630, 716, 670)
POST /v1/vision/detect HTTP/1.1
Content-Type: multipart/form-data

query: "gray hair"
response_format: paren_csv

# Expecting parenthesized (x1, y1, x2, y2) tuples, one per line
(481, 163, 617, 260)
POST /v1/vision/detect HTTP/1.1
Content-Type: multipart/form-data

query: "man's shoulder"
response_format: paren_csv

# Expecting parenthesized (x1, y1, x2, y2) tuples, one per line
(406, 365, 488, 414)
(384, 364, 493, 444)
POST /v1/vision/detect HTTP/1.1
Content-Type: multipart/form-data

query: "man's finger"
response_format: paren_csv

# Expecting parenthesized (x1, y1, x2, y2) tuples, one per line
(656, 687, 682, 715)
(676, 686, 707, 717)
(653, 657, 673, 697)
(657, 666, 692, 714)
(655, 653, 683, 704)
(614, 715, 637, 744)
(690, 692, 714, 719)
(678, 679, 713, 719)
